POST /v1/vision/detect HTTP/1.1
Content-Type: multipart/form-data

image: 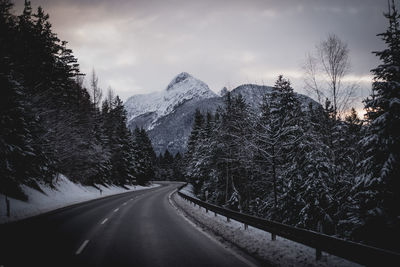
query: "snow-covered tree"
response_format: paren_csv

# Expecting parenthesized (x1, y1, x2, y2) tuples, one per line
(133, 127, 155, 185)
(279, 103, 336, 233)
(349, 1, 400, 249)
(249, 76, 301, 217)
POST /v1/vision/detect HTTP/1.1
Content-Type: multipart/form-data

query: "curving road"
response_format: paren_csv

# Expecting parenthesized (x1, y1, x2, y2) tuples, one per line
(0, 182, 256, 267)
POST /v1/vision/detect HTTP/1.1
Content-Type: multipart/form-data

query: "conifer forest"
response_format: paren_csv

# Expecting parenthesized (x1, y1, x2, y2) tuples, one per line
(1, 0, 400, 263)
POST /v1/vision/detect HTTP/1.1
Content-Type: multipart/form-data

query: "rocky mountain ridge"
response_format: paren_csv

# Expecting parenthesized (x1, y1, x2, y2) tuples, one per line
(124, 73, 317, 155)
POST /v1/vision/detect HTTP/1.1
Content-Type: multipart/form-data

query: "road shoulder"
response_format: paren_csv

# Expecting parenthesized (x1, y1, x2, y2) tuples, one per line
(169, 190, 264, 267)
(170, 191, 360, 267)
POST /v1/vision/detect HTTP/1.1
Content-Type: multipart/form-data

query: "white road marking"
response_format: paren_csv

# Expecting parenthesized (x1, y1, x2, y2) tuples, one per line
(122, 202, 127, 206)
(101, 218, 108, 224)
(114, 208, 119, 212)
(75, 240, 89, 255)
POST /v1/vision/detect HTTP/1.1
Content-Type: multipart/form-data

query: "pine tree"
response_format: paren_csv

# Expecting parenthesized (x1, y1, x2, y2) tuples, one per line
(279, 103, 336, 233)
(184, 109, 205, 190)
(173, 152, 184, 181)
(342, 109, 363, 178)
(250, 76, 302, 219)
(186, 109, 204, 158)
(350, 1, 400, 249)
(109, 96, 136, 185)
(0, 1, 54, 198)
(217, 92, 253, 211)
(0, 73, 54, 198)
(132, 127, 155, 185)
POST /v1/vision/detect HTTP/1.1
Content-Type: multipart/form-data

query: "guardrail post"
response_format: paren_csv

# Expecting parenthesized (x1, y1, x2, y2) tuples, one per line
(226, 216, 230, 222)
(244, 223, 248, 230)
(316, 248, 322, 260)
(271, 233, 276, 241)
(6, 195, 10, 217)
(205, 208, 208, 213)
(214, 212, 217, 217)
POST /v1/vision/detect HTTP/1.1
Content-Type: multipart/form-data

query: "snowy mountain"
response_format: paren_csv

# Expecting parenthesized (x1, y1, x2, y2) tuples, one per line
(125, 73, 319, 155)
(125, 72, 217, 131)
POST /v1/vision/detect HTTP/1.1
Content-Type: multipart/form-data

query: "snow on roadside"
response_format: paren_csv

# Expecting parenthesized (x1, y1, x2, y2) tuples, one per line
(0, 175, 160, 224)
(179, 183, 197, 198)
(173, 193, 360, 267)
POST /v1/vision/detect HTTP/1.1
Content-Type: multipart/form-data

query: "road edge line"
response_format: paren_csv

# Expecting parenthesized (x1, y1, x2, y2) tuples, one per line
(168, 190, 259, 267)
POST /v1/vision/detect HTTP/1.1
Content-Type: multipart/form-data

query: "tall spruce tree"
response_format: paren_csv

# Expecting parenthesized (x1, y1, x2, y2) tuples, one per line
(279, 103, 335, 233)
(133, 127, 155, 185)
(184, 109, 205, 191)
(350, 1, 400, 249)
(250, 76, 301, 219)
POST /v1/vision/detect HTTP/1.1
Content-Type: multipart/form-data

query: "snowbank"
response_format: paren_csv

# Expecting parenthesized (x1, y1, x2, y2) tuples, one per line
(173, 193, 360, 267)
(179, 183, 197, 198)
(0, 175, 159, 224)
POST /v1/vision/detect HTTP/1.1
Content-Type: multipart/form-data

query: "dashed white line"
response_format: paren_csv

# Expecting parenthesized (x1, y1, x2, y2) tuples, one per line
(101, 218, 108, 224)
(122, 202, 127, 206)
(114, 208, 119, 212)
(75, 240, 89, 255)
(130, 198, 133, 201)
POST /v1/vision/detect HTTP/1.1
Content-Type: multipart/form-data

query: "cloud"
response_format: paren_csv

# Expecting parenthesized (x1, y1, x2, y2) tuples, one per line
(12, 0, 388, 110)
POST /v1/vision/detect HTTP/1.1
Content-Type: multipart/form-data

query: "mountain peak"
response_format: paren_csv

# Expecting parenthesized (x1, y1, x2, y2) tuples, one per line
(125, 72, 217, 130)
(166, 72, 192, 91)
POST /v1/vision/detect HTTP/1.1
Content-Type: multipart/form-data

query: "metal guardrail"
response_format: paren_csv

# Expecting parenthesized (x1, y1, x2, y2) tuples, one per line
(177, 189, 400, 266)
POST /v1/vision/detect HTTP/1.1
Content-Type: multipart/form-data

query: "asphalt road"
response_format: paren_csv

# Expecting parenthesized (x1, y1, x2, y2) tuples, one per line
(0, 182, 255, 267)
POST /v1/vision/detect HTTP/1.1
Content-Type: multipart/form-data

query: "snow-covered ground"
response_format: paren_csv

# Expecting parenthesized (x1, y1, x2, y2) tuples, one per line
(0, 175, 159, 224)
(179, 183, 197, 198)
(172, 187, 360, 267)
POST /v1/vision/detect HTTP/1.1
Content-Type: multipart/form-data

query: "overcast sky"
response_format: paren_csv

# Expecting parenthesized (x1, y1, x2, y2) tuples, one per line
(13, 0, 392, 110)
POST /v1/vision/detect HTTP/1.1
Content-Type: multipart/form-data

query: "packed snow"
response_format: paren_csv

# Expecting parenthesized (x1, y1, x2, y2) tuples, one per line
(0, 175, 159, 224)
(172, 187, 360, 267)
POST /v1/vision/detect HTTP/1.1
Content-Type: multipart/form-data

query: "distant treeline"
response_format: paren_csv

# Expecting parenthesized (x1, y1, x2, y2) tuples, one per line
(184, 4, 400, 252)
(153, 149, 184, 181)
(0, 0, 155, 199)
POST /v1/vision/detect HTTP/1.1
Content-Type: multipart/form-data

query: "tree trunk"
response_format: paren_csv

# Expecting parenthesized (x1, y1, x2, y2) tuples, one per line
(272, 145, 278, 207)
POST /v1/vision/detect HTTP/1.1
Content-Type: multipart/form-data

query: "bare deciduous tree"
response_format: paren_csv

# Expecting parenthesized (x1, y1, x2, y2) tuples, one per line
(303, 34, 358, 118)
(90, 68, 103, 108)
(303, 53, 323, 104)
(105, 86, 115, 109)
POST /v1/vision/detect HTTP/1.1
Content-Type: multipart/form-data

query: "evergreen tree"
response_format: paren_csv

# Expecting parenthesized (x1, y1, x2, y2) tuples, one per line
(0, 1, 53, 197)
(163, 149, 174, 165)
(0, 0, 146, 199)
(184, 109, 205, 190)
(108, 97, 136, 185)
(133, 127, 155, 185)
(251, 76, 301, 219)
(172, 152, 184, 181)
(217, 92, 253, 211)
(279, 103, 335, 233)
(0, 74, 52, 198)
(350, 1, 400, 249)
(186, 109, 204, 158)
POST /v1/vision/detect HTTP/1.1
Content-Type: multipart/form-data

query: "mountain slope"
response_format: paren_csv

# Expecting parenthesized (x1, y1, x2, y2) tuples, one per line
(125, 74, 319, 155)
(147, 96, 222, 154)
(125, 72, 217, 131)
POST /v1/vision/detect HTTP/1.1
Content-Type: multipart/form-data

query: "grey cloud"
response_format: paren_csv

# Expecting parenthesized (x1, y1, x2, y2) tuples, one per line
(12, 0, 393, 111)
